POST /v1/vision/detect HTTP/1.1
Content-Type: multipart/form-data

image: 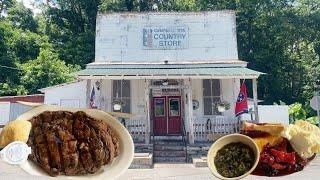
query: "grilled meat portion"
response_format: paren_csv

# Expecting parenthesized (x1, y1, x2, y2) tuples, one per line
(27, 111, 119, 176)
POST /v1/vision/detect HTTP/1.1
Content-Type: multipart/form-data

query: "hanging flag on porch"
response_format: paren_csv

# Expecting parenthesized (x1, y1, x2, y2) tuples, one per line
(235, 82, 248, 116)
(89, 87, 96, 109)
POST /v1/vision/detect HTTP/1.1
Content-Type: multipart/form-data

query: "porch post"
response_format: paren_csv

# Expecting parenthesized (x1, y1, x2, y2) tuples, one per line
(85, 79, 91, 108)
(252, 78, 259, 122)
(186, 79, 194, 144)
(144, 79, 150, 144)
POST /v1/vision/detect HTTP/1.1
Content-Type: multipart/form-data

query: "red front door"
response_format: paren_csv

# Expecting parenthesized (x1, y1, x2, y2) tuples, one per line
(153, 96, 182, 135)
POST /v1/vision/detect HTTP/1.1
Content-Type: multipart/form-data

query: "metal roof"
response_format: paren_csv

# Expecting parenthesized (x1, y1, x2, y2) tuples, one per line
(74, 64, 264, 80)
(38, 80, 85, 92)
(0, 94, 44, 103)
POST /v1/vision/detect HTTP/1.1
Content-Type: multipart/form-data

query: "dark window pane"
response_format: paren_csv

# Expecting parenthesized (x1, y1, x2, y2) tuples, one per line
(155, 98, 165, 116)
(169, 98, 180, 116)
(203, 79, 221, 116)
(211, 79, 221, 96)
(121, 99, 131, 113)
(203, 79, 211, 96)
(121, 80, 130, 97)
(112, 80, 119, 98)
(112, 80, 131, 113)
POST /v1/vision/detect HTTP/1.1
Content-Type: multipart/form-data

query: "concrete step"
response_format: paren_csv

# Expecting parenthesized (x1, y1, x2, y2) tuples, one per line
(192, 157, 208, 167)
(153, 150, 186, 157)
(154, 156, 187, 163)
(154, 144, 186, 151)
(153, 136, 183, 141)
(153, 140, 185, 146)
(129, 153, 153, 169)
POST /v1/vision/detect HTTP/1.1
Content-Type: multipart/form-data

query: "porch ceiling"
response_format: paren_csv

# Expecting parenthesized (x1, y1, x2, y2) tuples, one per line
(74, 64, 264, 80)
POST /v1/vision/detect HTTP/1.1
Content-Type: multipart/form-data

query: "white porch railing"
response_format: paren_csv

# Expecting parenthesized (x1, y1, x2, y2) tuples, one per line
(192, 116, 241, 142)
(121, 116, 147, 143)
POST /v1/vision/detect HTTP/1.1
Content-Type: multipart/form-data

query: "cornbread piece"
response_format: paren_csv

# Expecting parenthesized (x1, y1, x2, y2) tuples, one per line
(0, 120, 32, 148)
(27, 111, 119, 176)
(241, 122, 285, 152)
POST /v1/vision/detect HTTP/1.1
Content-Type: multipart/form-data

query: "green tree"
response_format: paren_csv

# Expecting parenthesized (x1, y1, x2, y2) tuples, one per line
(0, 0, 14, 14)
(43, 0, 100, 66)
(0, 21, 27, 96)
(21, 46, 80, 93)
(7, 1, 38, 32)
(7, 29, 42, 63)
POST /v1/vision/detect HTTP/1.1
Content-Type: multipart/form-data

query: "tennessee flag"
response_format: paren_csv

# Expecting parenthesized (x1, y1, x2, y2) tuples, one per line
(235, 83, 248, 116)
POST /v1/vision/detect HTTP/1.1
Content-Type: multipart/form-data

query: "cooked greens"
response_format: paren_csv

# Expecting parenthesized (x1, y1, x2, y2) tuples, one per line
(214, 142, 255, 178)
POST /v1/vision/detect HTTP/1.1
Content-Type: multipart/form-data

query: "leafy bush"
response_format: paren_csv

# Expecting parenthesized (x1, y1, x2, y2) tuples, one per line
(306, 116, 319, 125)
(289, 102, 319, 125)
(289, 103, 307, 124)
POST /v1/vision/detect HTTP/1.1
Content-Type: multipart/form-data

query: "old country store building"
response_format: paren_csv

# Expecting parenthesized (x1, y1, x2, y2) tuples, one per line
(40, 11, 263, 163)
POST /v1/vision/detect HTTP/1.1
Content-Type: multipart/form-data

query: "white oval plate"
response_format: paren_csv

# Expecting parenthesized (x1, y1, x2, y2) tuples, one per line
(16, 105, 134, 180)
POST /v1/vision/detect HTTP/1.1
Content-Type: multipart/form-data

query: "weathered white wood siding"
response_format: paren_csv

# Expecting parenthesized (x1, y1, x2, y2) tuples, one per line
(131, 80, 147, 115)
(42, 81, 87, 108)
(100, 79, 112, 112)
(99, 78, 240, 119)
(0, 102, 10, 125)
(242, 105, 289, 125)
(99, 79, 146, 115)
(0, 103, 33, 124)
(191, 79, 240, 119)
(95, 11, 238, 63)
(9, 103, 33, 120)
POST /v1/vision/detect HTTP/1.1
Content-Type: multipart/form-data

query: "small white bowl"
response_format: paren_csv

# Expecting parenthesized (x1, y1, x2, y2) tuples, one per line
(207, 134, 260, 180)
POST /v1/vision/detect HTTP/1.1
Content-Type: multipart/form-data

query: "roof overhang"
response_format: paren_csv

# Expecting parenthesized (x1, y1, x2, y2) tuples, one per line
(74, 63, 264, 80)
(38, 80, 85, 92)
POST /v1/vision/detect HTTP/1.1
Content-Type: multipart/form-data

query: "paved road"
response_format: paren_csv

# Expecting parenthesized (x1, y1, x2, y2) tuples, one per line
(0, 157, 319, 179)
(117, 158, 320, 180)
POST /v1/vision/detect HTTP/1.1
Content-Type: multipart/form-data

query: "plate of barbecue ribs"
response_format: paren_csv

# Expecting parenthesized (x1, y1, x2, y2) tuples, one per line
(240, 121, 320, 177)
(14, 104, 134, 179)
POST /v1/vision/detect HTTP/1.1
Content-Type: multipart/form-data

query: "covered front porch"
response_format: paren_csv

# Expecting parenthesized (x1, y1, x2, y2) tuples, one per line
(75, 62, 263, 145)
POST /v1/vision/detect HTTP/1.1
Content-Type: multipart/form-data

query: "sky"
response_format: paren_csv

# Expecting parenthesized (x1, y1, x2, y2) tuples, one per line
(18, 0, 42, 14)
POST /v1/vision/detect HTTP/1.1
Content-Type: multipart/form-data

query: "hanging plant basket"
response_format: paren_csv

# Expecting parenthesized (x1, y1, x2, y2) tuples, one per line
(212, 101, 231, 113)
(112, 100, 126, 111)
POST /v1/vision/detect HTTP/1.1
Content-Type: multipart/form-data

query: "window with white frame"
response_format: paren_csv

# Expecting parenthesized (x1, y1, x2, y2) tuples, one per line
(203, 79, 221, 115)
(112, 80, 131, 113)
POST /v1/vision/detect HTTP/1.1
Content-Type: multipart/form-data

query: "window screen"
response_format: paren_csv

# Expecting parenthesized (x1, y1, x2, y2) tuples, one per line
(112, 80, 131, 113)
(203, 79, 221, 115)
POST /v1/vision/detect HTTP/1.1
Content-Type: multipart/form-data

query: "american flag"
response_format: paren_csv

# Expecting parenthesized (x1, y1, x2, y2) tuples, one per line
(89, 87, 96, 108)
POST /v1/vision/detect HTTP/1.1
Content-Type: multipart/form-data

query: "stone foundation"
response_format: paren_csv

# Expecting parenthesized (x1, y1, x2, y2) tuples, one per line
(134, 143, 153, 153)
(129, 143, 154, 169)
(130, 142, 212, 167)
(186, 142, 212, 163)
(129, 153, 153, 169)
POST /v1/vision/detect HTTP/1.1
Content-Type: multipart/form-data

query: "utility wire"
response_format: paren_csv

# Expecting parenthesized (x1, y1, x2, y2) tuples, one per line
(0, 65, 23, 71)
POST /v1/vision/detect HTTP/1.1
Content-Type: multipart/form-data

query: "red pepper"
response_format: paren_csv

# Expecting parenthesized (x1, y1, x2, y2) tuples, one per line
(275, 139, 287, 152)
(271, 163, 287, 170)
(260, 151, 275, 165)
(270, 149, 296, 165)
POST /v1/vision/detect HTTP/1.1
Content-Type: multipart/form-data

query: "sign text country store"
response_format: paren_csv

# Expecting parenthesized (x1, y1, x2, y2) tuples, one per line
(143, 26, 189, 49)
